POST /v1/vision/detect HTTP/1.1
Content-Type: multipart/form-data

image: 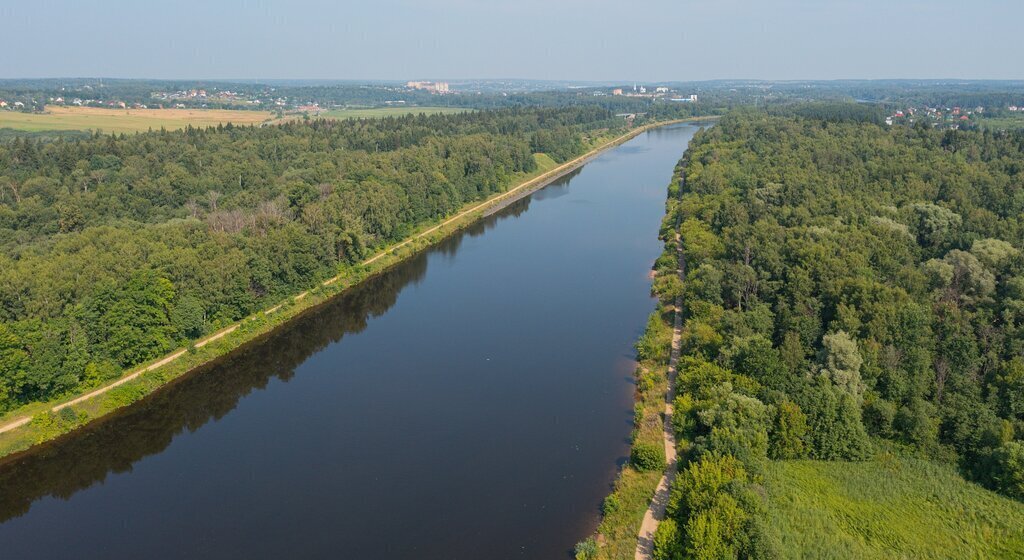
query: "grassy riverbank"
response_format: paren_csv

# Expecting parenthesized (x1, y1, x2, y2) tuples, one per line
(0, 117, 711, 462)
(589, 307, 674, 560)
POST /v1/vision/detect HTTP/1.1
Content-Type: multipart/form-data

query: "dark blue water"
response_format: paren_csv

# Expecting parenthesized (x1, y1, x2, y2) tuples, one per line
(0, 123, 702, 559)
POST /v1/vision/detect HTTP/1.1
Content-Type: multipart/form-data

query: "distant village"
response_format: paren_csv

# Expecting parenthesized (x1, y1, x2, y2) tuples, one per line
(885, 104, 1024, 129)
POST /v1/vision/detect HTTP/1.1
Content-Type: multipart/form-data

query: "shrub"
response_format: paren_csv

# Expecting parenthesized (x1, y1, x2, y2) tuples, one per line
(574, 537, 598, 560)
(103, 382, 149, 411)
(602, 494, 620, 516)
(653, 274, 685, 303)
(637, 311, 672, 362)
(632, 441, 667, 471)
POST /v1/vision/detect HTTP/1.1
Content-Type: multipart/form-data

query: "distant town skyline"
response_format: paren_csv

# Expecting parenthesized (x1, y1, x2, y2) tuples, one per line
(1, 0, 1022, 81)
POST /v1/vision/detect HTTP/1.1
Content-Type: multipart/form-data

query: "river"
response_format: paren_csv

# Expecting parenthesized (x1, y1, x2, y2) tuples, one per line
(0, 122, 703, 559)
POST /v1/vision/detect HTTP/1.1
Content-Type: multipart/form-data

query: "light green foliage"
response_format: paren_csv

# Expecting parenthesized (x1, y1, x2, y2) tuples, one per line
(907, 202, 962, 248)
(651, 518, 683, 560)
(679, 319, 723, 358)
(923, 258, 955, 289)
(769, 400, 808, 459)
(636, 311, 673, 363)
(667, 453, 765, 559)
(103, 382, 148, 411)
(942, 249, 996, 302)
(970, 237, 1019, 271)
(679, 358, 759, 396)
(684, 492, 747, 560)
(819, 330, 865, 403)
(679, 218, 724, 266)
(28, 408, 87, 443)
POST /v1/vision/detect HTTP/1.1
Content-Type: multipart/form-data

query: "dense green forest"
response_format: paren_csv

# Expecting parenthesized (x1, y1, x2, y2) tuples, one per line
(647, 110, 1024, 559)
(0, 106, 632, 413)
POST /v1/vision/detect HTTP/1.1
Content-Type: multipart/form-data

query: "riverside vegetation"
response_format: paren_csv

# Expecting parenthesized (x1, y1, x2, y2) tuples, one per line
(0, 107, 715, 452)
(581, 106, 1024, 559)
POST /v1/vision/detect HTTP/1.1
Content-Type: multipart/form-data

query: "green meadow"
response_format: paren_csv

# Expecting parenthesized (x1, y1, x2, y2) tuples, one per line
(764, 452, 1024, 559)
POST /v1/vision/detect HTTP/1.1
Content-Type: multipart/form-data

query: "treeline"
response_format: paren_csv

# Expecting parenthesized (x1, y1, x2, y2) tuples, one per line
(0, 106, 626, 412)
(650, 108, 1024, 559)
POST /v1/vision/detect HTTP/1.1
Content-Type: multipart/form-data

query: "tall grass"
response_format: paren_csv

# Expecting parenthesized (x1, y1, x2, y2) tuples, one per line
(764, 451, 1024, 559)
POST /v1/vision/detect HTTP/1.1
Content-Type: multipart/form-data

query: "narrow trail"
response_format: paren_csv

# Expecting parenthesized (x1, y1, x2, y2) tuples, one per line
(0, 120, 691, 439)
(634, 236, 685, 560)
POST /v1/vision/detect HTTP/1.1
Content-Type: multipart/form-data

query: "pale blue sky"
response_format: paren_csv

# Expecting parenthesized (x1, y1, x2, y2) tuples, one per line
(1, 0, 1021, 81)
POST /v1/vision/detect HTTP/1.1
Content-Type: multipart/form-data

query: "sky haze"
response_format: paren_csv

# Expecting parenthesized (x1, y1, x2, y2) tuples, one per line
(1, 0, 1021, 81)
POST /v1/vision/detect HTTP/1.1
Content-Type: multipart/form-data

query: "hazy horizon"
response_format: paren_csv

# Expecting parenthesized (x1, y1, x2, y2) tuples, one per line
(2, 0, 1022, 82)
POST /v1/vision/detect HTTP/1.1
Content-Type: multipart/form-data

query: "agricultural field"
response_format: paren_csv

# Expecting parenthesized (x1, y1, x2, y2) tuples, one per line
(764, 453, 1024, 559)
(0, 105, 273, 134)
(317, 106, 471, 119)
(977, 113, 1024, 131)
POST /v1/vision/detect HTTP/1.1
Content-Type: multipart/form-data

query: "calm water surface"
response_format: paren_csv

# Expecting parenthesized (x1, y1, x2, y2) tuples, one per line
(0, 123, 702, 559)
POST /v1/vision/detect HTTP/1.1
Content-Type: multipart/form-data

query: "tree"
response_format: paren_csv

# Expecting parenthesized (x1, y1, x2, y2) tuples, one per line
(684, 493, 748, 560)
(970, 238, 1019, 272)
(907, 202, 961, 248)
(943, 249, 996, 303)
(80, 270, 178, 367)
(819, 330, 865, 403)
(997, 358, 1024, 420)
(770, 400, 809, 459)
(800, 380, 872, 460)
(652, 518, 683, 560)
(993, 441, 1024, 500)
(0, 324, 28, 411)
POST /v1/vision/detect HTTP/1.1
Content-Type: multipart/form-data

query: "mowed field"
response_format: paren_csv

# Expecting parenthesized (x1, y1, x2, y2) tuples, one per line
(764, 453, 1024, 559)
(978, 113, 1024, 131)
(318, 106, 471, 119)
(0, 105, 273, 133)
